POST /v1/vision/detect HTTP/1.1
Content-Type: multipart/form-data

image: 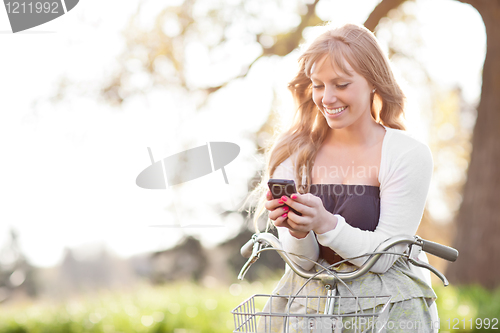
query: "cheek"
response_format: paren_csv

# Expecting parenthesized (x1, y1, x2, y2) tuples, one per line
(346, 89, 366, 106)
(312, 91, 322, 106)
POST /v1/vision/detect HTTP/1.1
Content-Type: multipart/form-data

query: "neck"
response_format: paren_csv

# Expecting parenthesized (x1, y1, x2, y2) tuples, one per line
(325, 118, 385, 148)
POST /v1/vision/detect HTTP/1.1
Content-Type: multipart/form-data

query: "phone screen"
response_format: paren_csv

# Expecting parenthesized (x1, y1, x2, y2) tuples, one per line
(269, 183, 296, 199)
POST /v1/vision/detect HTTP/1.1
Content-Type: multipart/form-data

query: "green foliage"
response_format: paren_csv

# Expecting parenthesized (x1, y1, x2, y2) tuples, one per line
(1, 282, 498, 333)
(0, 280, 276, 333)
(434, 284, 500, 332)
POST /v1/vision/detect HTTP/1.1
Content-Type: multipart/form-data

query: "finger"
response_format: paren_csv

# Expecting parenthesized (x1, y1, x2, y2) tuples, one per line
(266, 190, 272, 200)
(264, 198, 285, 211)
(268, 206, 290, 221)
(287, 192, 318, 208)
(282, 218, 309, 233)
(280, 196, 312, 216)
(273, 215, 289, 227)
(275, 219, 304, 233)
(286, 210, 307, 227)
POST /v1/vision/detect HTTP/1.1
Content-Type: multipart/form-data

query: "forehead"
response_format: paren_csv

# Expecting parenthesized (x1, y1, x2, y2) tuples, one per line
(310, 54, 354, 80)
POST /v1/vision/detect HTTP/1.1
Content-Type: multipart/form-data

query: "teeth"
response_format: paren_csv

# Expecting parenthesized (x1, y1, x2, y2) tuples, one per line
(324, 106, 347, 115)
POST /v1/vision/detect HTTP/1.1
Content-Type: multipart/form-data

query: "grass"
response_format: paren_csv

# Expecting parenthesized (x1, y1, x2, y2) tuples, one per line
(0, 279, 276, 333)
(0, 281, 498, 333)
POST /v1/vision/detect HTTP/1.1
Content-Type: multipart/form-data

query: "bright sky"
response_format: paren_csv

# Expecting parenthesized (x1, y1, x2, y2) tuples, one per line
(0, 0, 485, 267)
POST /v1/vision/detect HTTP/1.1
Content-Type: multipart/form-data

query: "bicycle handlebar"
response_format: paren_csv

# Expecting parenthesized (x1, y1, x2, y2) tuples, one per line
(238, 233, 458, 288)
(421, 239, 458, 262)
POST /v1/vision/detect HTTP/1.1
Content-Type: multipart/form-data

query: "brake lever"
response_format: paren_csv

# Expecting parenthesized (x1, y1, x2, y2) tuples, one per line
(237, 241, 263, 280)
(408, 243, 450, 286)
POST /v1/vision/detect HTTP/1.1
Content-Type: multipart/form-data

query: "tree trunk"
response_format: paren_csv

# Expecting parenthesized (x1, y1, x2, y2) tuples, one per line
(447, 0, 500, 289)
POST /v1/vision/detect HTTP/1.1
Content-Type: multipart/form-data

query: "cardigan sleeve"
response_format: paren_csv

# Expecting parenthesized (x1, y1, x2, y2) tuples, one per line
(316, 141, 433, 273)
(272, 158, 320, 271)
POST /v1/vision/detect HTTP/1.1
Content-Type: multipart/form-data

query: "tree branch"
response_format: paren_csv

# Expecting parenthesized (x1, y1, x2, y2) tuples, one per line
(364, 0, 409, 32)
(262, 0, 322, 56)
(204, 0, 322, 94)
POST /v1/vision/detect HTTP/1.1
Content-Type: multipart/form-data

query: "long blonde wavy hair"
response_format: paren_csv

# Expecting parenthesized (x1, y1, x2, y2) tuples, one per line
(247, 23, 406, 231)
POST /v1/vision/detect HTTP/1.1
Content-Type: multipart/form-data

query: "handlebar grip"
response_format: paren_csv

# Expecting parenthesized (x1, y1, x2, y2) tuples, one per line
(421, 240, 458, 262)
(240, 239, 255, 258)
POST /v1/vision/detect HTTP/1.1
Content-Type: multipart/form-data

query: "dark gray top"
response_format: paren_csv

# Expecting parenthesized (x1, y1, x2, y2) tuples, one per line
(309, 184, 380, 264)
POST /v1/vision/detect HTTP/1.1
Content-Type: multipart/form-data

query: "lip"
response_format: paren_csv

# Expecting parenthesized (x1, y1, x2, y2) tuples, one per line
(323, 106, 348, 118)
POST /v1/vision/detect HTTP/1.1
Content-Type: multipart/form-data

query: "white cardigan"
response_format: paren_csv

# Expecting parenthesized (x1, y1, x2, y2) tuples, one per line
(272, 126, 434, 280)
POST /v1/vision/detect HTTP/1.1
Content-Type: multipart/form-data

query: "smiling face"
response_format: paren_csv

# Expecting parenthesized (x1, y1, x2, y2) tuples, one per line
(311, 54, 375, 131)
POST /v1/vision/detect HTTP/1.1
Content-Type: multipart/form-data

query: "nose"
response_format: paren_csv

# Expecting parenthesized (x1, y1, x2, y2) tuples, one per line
(322, 86, 338, 106)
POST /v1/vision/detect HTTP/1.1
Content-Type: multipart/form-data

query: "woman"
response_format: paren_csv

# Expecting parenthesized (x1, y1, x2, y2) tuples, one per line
(251, 23, 438, 332)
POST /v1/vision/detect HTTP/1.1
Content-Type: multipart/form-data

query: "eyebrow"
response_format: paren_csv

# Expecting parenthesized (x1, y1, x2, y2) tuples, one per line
(310, 74, 349, 82)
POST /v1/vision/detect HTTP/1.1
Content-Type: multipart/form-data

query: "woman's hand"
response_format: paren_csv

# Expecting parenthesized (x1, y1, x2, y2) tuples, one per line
(265, 191, 338, 238)
(281, 192, 338, 235)
(264, 191, 309, 239)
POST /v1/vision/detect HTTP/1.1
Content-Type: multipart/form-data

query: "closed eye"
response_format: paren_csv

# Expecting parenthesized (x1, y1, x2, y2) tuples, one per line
(312, 83, 349, 89)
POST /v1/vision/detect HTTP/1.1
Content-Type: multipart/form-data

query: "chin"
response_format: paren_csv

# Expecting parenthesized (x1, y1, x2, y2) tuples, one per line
(324, 118, 348, 130)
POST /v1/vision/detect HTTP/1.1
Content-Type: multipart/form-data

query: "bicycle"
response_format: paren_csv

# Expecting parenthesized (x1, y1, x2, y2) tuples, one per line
(231, 233, 459, 333)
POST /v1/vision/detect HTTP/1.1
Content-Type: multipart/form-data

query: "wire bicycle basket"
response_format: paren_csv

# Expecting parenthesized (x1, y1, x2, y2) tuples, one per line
(232, 293, 392, 333)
